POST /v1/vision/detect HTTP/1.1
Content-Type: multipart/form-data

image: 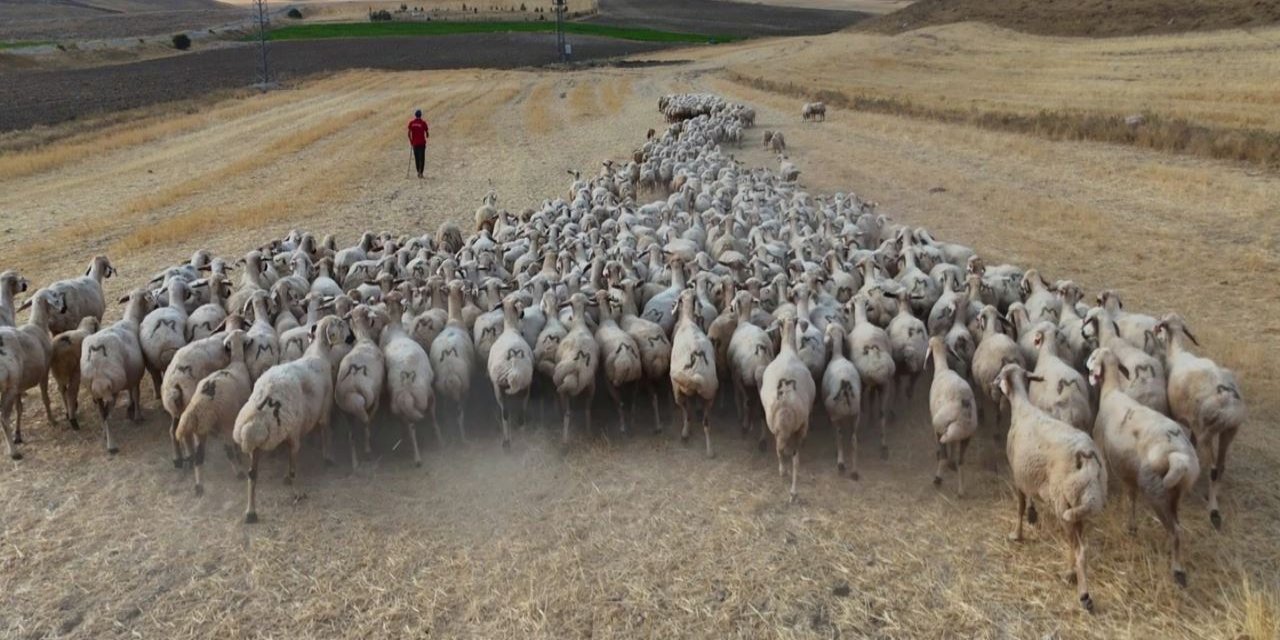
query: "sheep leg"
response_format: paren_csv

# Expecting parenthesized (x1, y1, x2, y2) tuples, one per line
(148, 367, 162, 401)
(789, 448, 800, 503)
(128, 384, 143, 423)
(756, 395, 770, 453)
(347, 416, 361, 471)
(191, 435, 205, 497)
(63, 372, 81, 430)
(677, 392, 691, 444)
(243, 449, 260, 524)
(404, 420, 423, 467)
(877, 387, 892, 460)
(428, 398, 443, 448)
(956, 439, 969, 498)
(495, 388, 512, 450)
(701, 397, 714, 459)
(1009, 491, 1026, 542)
(223, 442, 246, 479)
(560, 393, 572, 446)
(731, 372, 746, 432)
(834, 414, 847, 474)
(848, 415, 860, 481)
(1208, 427, 1236, 530)
(605, 383, 625, 435)
(169, 416, 185, 469)
(39, 378, 54, 424)
(1127, 487, 1139, 535)
(97, 398, 118, 455)
(775, 440, 786, 477)
(457, 403, 468, 444)
(12, 395, 23, 444)
(1159, 494, 1187, 587)
(1069, 522, 1094, 612)
(584, 384, 595, 437)
(933, 441, 947, 487)
(286, 442, 299, 488)
(650, 380, 662, 435)
(0, 402, 19, 460)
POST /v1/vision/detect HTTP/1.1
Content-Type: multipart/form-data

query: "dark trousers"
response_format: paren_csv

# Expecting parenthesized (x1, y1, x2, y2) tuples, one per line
(412, 145, 426, 175)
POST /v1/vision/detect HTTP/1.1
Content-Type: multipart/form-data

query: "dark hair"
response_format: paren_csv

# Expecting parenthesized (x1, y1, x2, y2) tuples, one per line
(414, 110, 422, 118)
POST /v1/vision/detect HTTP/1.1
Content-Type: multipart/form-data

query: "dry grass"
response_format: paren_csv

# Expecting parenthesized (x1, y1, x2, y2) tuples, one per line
(861, 0, 1280, 36)
(1, 30, 1279, 639)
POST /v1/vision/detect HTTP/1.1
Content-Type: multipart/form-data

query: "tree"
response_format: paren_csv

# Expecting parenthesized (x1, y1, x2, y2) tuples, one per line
(172, 33, 191, 50)
(286, 7, 303, 18)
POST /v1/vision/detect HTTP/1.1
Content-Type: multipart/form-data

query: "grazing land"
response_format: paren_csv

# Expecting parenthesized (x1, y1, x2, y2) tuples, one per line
(1, 19, 1279, 637)
(263, 20, 739, 43)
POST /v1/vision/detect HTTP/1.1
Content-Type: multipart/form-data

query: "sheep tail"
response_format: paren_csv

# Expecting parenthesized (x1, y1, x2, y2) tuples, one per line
(1163, 452, 1198, 490)
(1061, 450, 1106, 523)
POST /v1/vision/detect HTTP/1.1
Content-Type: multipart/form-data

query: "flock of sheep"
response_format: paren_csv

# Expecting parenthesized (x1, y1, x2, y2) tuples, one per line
(0, 93, 1247, 612)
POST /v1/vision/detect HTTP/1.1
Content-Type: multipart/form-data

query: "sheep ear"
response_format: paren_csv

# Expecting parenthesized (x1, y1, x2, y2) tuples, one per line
(1182, 325, 1200, 346)
(17, 298, 32, 311)
(211, 319, 227, 334)
(1112, 321, 1121, 337)
(1117, 363, 1131, 379)
(118, 294, 131, 304)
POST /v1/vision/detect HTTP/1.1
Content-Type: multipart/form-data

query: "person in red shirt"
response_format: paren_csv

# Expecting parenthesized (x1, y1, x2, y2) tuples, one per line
(407, 109, 429, 179)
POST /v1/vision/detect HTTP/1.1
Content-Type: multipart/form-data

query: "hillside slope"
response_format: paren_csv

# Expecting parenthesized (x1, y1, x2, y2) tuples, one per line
(860, 0, 1280, 36)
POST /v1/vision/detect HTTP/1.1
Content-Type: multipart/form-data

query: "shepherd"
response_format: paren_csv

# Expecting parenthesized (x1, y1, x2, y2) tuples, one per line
(407, 109, 429, 179)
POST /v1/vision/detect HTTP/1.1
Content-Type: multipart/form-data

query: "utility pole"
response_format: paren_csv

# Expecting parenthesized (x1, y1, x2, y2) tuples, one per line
(553, 0, 566, 62)
(253, 0, 272, 88)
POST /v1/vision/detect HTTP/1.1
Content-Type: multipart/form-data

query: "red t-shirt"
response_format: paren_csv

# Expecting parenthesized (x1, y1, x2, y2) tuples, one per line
(408, 117, 429, 146)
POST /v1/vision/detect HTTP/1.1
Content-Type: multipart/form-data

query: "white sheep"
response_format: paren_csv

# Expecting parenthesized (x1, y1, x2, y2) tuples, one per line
(81, 288, 154, 454)
(970, 305, 1024, 434)
(553, 292, 600, 445)
(926, 336, 978, 496)
(821, 324, 861, 478)
(670, 288, 718, 457)
(141, 278, 191, 405)
(0, 328, 25, 459)
(429, 281, 476, 442)
(50, 317, 99, 431)
(381, 291, 437, 464)
(594, 289, 642, 435)
(243, 290, 280, 383)
(335, 305, 385, 469)
(617, 280, 672, 433)
(0, 270, 30, 328)
(1156, 313, 1246, 530)
(1027, 322, 1092, 433)
(175, 330, 253, 496)
(997, 364, 1106, 612)
(234, 315, 345, 523)
(1088, 347, 1198, 586)
(728, 291, 774, 447)
(8, 289, 62, 445)
(760, 314, 816, 502)
(1082, 307, 1167, 413)
(487, 295, 533, 448)
(47, 255, 115, 335)
(848, 294, 896, 460)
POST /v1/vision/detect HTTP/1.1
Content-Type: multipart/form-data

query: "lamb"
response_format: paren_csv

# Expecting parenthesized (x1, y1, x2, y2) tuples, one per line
(429, 280, 476, 441)
(50, 317, 99, 430)
(234, 315, 344, 523)
(998, 364, 1106, 612)
(141, 278, 192, 402)
(728, 292, 774, 446)
(926, 336, 978, 496)
(1088, 347, 1198, 585)
(81, 288, 155, 454)
(0, 328, 24, 458)
(550, 293, 597, 441)
(1082, 307, 1167, 413)
(175, 330, 253, 496)
(381, 291, 437, 463)
(670, 288, 718, 457)
(47, 255, 114, 335)
(1156, 313, 1246, 529)
(821, 324, 862, 478)
(8, 289, 63, 445)
(335, 305, 385, 469)
(487, 295, 534, 448)
(1027, 322, 1092, 433)
(760, 314, 816, 502)
(0, 270, 29, 328)
(849, 294, 896, 460)
(594, 289, 642, 435)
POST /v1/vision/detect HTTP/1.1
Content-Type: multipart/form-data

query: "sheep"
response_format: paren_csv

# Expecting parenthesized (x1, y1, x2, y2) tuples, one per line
(801, 101, 826, 122)
(141, 278, 192, 402)
(47, 255, 114, 335)
(821, 324, 862, 478)
(617, 280, 671, 433)
(1082, 307, 1167, 413)
(8, 289, 63, 445)
(0, 328, 25, 459)
(161, 314, 243, 466)
(1027, 322, 1092, 433)
(175, 330, 253, 496)
(234, 315, 345, 523)
(1097, 290, 1160, 356)
(670, 288, 718, 457)
(475, 190, 499, 232)
(334, 232, 380, 280)
(760, 314, 816, 502)
(970, 305, 1024, 434)
(1054, 281, 1090, 371)
(1020, 269, 1061, 324)
(243, 290, 280, 383)
(779, 156, 801, 182)
(0, 270, 30, 328)
(887, 296, 927, 403)
(553, 292, 600, 444)
(997, 364, 1107, 612)
(769, 131, 786, 153)
(762, 130, 774, 149)
(926, 336, 978, 496)
(335, 305, 385, 469)
(81, 288, 154, 454)
(50, 317, 99, 430)
(849, 294, 896, 460)
(429, 280, 476, 442)
(186, 273, 230, 341)
(381, 291, 437, 463)
(1155, 313, 1246, 530)
(728, 292, 774, 446)
(1088, 347, 1198, 585)
(486, 295, 533, 448)
(594, 289, 642, 435)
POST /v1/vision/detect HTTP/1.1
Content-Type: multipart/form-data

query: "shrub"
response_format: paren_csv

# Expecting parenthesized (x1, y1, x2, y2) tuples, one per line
(172, 33, 191, 50)
(369, 9, 393, 20)
(286, 7, 303, 18)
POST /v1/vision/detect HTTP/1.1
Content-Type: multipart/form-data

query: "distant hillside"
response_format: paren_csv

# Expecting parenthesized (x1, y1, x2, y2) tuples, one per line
(0, 0, 231, 17)
(860, 0, 1280, 37)
(0, 0, 237, 40)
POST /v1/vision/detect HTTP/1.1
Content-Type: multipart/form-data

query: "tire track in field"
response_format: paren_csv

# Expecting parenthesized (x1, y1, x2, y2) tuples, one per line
(523, 78, 561, 136)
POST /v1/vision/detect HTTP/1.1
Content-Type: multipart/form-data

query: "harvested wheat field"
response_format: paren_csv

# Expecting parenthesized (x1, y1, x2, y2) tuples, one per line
(0, 22, 1278, 640)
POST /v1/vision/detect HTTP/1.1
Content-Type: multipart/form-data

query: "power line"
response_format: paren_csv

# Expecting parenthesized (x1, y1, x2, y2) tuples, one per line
(554, 0, 566, 62)
(253, 0, 272, 88)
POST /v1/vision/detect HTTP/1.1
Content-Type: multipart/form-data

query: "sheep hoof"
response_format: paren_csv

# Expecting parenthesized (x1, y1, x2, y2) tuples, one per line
(415, 460, 423, 468)
(705, 450, 716, 460)
(788, 492, 798, 504)
(194, 484, 204, 497)
(837, 462, 846, 473)
(879, 445, 889, 460)
(243, 512, 259, 524)
(1061, 569, 1078, 585)
(757, 439, 767, 453)
(172, 458, 184, 469)
(236, 471, 247, 480)
(1173, 570, 1187, 588)
(323, 458, 336, 468)
(107, 447, 120, 455)
(12, 435, 22, 445)
(1127, 524, 1138, 536)
(502, 439, 511, 451)
(1007, 533, 1022, 543)
(680, 434, 689, 445)
(283, 474, 294, 486)
(1027, 504, 1039, 525)
(1209, 468, 1220, 482)
(10, 451, 23, 461)
(1080, 593, 1094, 613)
(69, 419, 80, 431)
(849, 471, 860, 481)
(1209, 510, 1222, 530)
(932, 475, 942, 487)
